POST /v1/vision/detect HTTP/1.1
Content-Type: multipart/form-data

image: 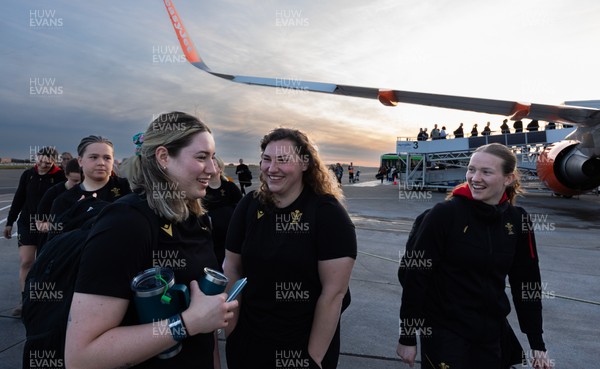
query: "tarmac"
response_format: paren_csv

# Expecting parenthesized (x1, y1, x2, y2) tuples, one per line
(1, 167, 599, 368)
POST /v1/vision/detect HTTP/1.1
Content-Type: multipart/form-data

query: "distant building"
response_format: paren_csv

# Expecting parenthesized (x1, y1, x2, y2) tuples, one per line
(0, 158, 30, 164)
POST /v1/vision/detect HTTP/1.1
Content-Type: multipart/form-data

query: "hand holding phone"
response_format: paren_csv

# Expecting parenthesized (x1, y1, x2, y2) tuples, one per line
(226, 278, 247, 302)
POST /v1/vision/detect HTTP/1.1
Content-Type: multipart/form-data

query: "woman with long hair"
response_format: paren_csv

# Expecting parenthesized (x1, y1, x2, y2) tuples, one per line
(65, 112, 237, 369)
(223, 127, 356, 369)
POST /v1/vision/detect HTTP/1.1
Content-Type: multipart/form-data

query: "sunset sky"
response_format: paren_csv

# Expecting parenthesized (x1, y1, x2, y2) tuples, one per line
(2, 0, 599, 166)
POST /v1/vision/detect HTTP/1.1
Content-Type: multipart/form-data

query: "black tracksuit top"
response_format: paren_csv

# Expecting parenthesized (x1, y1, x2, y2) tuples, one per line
(400, 193, 545, 350)
(7, 165, 65, 226)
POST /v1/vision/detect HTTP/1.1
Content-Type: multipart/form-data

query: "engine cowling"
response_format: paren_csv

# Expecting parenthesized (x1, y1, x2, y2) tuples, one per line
(537, 140, 600, 196)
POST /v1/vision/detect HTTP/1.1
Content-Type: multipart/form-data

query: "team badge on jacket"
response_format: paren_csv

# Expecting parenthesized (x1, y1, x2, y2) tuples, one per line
(161, 223, 173, 237)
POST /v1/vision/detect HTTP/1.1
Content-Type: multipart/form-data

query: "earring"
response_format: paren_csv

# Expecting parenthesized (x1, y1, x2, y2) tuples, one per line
(163, 166, 167, 171)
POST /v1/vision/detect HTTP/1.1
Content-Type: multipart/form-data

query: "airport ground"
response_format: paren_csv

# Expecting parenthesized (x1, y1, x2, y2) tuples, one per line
(1, 167, 599, 368)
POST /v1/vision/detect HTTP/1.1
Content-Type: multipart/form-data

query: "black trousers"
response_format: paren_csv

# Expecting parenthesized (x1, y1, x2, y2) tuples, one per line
(420, 325, 502, 369)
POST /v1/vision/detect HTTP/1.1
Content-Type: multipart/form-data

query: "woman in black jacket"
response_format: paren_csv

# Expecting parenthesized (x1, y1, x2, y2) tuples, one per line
(3, 146, 65, 317)
(397, 143, 552, 369)
(65, 112, 237, 369)
(48, 135, 131, 238)
(201, 155, 242, 269)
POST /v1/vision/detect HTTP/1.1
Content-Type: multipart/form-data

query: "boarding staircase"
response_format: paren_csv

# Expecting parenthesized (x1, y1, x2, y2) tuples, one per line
(394, 128, 576, 192)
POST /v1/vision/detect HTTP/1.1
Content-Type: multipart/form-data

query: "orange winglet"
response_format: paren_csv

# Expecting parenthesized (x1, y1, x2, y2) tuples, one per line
(509, 102, 531, 121)
(378, 90, 399, 107)
(164, 0, 201, 63)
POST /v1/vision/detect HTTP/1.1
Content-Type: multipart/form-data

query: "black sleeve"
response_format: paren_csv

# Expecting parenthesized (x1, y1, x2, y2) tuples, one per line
(49, 188, 77, 224)
(117, 177, 132, 196)
(6, 169, 30, 225)
(226, 181, 243, 205)
(315, 197, 357, 260)
(224, 194, 253, 254)
(508, 207, 546, 351)
(399, 201, 454, 346)
(75, 203, 153, 299)
(37, 183, 63, 218)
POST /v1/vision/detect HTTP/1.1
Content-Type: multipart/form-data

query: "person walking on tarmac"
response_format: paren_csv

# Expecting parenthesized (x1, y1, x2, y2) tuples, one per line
(348, 162, 355, 183)
(236, 158, 252, 195)
(334, 163, 344, 184)
(4, 146, 65, 317)
(377, 165, 387, 183)
(397, 143, 553, 369)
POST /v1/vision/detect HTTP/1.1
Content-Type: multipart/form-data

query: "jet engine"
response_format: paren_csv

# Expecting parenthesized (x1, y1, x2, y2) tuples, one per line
(537, 140, 600, 196)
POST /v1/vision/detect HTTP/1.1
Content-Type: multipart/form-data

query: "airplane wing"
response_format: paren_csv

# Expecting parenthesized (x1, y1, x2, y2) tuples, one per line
(163, 0, 600, 127)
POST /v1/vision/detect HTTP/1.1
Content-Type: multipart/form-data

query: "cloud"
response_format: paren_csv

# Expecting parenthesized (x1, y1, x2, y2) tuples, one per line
(2, 0, 600, 167)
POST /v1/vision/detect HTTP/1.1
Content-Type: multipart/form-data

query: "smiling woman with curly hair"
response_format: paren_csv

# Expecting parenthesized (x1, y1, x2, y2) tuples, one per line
(223, 127, 356, 369)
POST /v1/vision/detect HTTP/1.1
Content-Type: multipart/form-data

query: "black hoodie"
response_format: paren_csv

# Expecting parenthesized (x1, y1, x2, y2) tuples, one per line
(399, 184, 545, 350)
(7, 164, 65, 227)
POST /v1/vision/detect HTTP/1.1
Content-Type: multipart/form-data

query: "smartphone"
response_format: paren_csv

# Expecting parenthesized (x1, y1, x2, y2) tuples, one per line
(226, 277, 247, 302)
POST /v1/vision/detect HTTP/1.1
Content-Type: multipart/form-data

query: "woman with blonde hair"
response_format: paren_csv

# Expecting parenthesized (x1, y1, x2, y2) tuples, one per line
(66, 112, 238, 369)
(223, 127, 356, 369)
(397, 143, 552, 369)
